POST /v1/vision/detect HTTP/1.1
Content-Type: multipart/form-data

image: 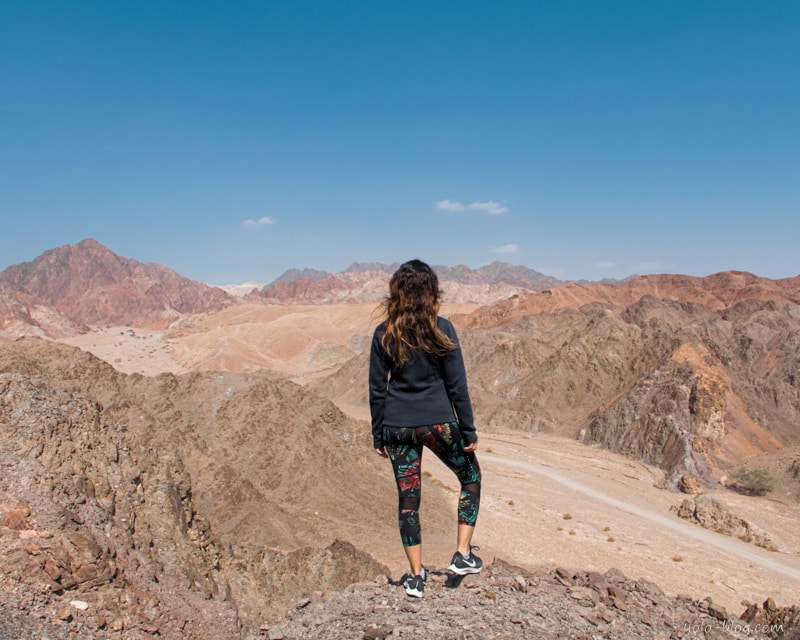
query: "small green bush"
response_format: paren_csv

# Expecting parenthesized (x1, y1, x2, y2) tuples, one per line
(730, 468, 775, 496)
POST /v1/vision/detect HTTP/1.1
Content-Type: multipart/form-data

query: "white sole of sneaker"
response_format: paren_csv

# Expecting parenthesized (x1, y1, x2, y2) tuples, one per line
(448, 565, 482, 575)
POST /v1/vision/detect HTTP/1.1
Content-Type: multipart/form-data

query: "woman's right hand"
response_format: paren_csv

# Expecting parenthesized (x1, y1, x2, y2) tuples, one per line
(375, 447, 388, 458)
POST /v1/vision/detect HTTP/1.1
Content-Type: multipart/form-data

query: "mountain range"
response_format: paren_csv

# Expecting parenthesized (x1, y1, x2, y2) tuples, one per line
(0, 239, 563, 338)
(1, 239, 799, 488)
(2, 238, 800, 637)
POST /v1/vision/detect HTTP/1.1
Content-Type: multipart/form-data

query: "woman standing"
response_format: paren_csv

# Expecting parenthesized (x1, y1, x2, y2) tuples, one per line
(369, 259, 482, 598)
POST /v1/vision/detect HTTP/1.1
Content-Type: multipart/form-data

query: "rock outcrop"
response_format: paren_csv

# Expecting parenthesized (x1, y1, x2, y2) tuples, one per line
(673, 494, 778, 551)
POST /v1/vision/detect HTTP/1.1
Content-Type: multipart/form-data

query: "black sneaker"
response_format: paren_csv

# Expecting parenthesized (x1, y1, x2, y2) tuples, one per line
(448, 547, 482, 575)
(403, 567, 427, 597)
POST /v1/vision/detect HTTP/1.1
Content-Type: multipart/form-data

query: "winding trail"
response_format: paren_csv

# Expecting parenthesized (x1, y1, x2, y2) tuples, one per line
(490, 454, 800, 585)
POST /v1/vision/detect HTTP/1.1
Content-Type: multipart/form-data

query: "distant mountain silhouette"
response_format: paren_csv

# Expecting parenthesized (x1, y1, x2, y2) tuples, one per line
(258, 261, 565, 304)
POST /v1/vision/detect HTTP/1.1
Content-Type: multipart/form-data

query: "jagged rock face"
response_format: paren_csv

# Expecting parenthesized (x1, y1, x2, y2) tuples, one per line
(580, 352, 726, 486)
(0, 238, 234, 331)
(0, 338, 399, 637)
(0, 284, 86, 339)
(462, 297, 797, 485)
(0, 372, 239, 638)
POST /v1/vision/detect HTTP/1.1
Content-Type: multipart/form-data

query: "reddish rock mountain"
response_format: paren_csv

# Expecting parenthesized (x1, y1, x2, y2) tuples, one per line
(453, 271, 800, 329)
(0, 239, 235, 334)
(0, 285, 78, 341)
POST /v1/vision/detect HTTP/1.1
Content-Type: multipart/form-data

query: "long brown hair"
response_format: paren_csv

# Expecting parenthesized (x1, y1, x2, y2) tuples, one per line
(378, 259, 456, 365)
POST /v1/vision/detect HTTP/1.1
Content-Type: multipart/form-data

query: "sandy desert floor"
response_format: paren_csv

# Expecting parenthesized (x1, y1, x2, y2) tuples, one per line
(468, 432, 800, 613)
(60, 313, 800, 615)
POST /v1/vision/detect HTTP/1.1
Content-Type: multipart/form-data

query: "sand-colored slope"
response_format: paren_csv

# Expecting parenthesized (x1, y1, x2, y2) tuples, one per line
(63, 303, 480, 381)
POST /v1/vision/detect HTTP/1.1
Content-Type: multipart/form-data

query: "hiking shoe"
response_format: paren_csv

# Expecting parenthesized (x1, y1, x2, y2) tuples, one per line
(448, 547, 483, 575)
(403, 567, 427, 598)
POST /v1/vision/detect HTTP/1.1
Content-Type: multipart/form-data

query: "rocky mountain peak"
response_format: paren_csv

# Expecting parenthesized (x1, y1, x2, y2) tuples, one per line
(0, 239, 235, 332)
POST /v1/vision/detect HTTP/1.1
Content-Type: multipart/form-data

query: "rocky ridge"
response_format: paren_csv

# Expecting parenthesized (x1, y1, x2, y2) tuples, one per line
(453, 271, 800, 329)
(267, 560, 800, 640)
(1, 336, 799, 638)
(0, 339, 396, 638)
(4, 240, 798, 493)
(0, 242, 566, 339)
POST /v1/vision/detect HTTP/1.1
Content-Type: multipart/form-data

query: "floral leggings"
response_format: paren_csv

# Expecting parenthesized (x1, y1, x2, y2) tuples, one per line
(383, 422, 481, 547)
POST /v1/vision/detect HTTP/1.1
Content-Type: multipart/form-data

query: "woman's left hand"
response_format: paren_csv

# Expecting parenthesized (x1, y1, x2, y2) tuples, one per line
(463, 440, 478, 453)
(375, 447, 388, 458)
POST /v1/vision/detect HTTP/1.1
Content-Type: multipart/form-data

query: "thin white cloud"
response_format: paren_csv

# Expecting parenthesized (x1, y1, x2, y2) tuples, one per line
(491, 243, 519, 254)
(594, 260, 616, 269)
(436, 199, 508, 215)
(242, 216, 275, 228)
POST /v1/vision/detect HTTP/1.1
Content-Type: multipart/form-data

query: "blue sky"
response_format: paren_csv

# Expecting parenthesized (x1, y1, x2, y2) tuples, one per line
(2, 1, 798, 285)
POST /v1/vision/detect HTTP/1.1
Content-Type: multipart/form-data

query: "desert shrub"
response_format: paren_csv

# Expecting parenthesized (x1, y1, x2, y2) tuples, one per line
(730, 468, 775, 496)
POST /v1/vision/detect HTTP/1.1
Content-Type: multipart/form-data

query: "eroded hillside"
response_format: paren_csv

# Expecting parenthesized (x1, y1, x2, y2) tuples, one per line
(0, 339, 400, 637)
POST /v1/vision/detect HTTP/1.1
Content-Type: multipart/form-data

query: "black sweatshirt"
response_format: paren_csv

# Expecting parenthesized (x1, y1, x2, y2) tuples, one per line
(369, 316, 477, 449)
